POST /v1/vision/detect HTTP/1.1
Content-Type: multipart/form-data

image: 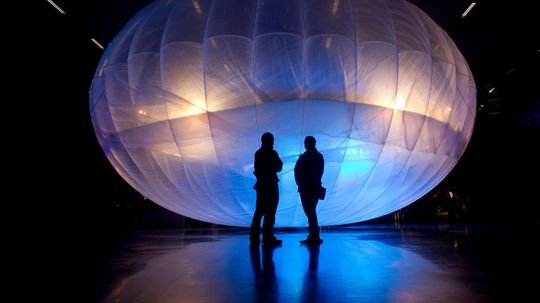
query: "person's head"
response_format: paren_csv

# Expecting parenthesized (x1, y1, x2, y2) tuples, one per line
(304, 136, 316, 150)
(261, 132, 274, 149)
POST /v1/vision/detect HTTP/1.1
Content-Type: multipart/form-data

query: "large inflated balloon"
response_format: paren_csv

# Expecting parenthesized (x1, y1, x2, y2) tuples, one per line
(90, 0, 476, 227)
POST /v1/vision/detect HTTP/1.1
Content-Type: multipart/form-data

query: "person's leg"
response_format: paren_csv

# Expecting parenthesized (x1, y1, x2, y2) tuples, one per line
(307, 199, 319, 240)
(250, 190, 265, 243)
(262, 183, 280, 243)
(300, 191, 320, 241)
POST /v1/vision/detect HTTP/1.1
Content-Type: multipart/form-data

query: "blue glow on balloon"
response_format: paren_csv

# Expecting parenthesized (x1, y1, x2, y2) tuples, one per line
(89, 0, 476, 227)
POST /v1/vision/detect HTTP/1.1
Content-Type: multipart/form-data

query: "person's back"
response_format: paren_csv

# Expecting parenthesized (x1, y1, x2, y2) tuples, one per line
(254, 148, 282, 186)
(295, 148, 323, 193)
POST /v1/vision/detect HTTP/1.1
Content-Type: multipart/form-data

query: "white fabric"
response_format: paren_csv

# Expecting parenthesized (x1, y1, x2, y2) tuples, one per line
(90, 0, 476, 227)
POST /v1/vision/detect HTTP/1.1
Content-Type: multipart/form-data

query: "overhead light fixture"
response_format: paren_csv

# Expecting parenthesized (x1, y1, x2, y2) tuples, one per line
(332, 0, 340, 15)
(192, 0, 202, 15)
(505, 68, 516, 77)
(90, 38, 105, 50)
(461, 2, 476, 18)
(325, 37, 332, 48)
(47, 0, 66, 15)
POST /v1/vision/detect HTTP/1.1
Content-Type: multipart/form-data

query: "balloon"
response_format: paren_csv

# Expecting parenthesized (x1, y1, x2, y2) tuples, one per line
(90, 0, 476, 226)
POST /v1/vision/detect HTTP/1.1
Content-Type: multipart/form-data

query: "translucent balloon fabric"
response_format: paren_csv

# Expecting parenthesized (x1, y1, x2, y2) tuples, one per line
(90, 0, 476, 227)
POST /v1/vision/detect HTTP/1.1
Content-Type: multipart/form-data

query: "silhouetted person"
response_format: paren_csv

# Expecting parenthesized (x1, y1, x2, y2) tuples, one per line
(250, 132, 283, 246)
(294, 136, 324, 245)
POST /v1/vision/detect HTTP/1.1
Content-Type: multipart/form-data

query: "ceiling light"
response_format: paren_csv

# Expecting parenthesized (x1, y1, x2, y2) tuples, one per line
(332, 0, 340, 15)
(461, 2, 476, 18)
(192, 0, 202, 15)
(90, 38, 105, 50)
(47, 0, 66, 15)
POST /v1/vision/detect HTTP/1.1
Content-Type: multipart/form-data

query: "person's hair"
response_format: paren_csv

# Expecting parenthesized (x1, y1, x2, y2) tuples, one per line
(304, 136, 316, 148)
(261, 132, 274, 146)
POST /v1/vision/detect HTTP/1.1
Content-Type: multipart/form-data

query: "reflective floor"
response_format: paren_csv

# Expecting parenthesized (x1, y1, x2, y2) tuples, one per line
(16, 225, 539, 302)
(106, 226, 539, 302)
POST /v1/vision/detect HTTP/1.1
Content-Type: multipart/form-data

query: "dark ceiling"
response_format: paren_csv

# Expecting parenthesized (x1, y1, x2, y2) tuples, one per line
(32, 0, 539, 120)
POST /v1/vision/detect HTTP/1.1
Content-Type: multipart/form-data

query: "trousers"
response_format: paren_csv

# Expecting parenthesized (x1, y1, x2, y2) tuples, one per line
(300, 190, 320, 240)
(250, 182, 279, 241)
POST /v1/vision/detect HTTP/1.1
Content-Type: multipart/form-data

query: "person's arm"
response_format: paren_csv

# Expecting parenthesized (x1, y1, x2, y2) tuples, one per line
(273, 150, 283, 172)
(253, 152, 260, 178)
(317, 154, 324, 183)
(294, 155, 303, 186)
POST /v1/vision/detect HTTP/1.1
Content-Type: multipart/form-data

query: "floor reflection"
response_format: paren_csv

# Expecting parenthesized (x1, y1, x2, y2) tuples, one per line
(250, 244, 279, 303)
(103, 229, 488, 303)
(301, 243, 320, 303)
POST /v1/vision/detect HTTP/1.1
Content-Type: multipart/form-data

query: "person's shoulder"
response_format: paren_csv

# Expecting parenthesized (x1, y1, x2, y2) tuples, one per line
(316, 151, 324, 161)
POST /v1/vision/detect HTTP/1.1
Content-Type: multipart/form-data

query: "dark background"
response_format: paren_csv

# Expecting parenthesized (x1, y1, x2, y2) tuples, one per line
(9, 1, 539, 301)
(13, 0, 540, 250)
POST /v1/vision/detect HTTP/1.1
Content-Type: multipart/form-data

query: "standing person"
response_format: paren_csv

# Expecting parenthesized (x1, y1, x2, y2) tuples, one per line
(250, 132, 283, 246)
(294, 136, 324, 245)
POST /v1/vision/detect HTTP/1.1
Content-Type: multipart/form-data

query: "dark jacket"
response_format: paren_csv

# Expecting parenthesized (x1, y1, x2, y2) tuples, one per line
(254, 148, 283, 186)
(294, 148, 324, 193)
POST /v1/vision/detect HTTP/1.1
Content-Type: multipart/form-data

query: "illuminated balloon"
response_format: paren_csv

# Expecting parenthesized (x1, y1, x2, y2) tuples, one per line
(89, 0, 476, 227)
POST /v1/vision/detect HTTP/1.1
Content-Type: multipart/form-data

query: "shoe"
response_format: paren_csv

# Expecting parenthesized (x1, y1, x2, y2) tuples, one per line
(300, 238, 323, 245)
